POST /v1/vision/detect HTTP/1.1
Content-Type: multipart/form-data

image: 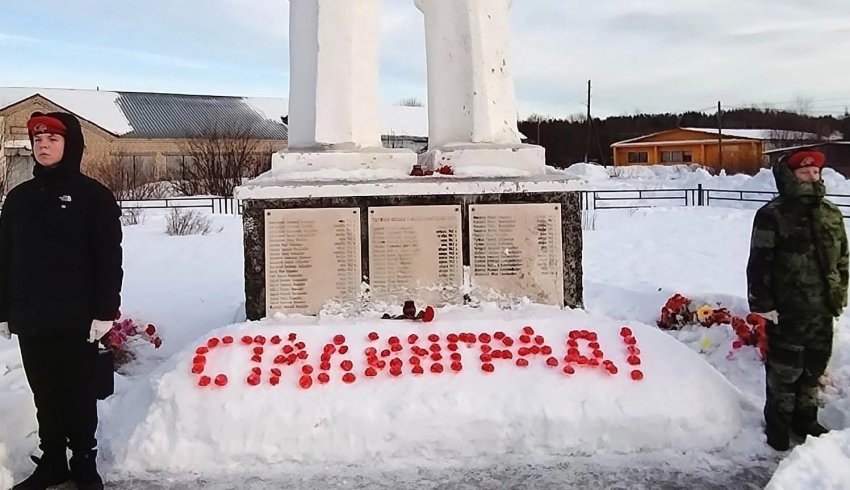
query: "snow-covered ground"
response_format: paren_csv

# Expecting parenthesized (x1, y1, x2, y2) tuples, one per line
(2, 167, 850, 488)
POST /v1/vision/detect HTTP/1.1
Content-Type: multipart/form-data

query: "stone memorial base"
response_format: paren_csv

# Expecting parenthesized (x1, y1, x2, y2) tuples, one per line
(272, 147, 417, 172)
(236, 175, 583, 321)
(419, 144, 547, 174)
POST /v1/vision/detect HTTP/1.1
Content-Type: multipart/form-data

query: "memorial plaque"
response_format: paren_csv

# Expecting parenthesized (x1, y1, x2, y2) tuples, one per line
(265, 208, 361, 315)
(368, 205, 462, 305)
(469, 203, 564, 306)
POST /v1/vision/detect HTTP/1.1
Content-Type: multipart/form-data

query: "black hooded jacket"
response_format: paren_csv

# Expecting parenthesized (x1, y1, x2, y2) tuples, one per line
(0, 112, 123, 335)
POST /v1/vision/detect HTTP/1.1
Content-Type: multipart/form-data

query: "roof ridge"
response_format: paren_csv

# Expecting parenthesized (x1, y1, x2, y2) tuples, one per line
(0, 86, 285, 99)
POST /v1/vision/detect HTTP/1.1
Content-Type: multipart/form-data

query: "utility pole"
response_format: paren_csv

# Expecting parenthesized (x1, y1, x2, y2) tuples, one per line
(585, 79, 591, 163)
(717, 101, 723, 170)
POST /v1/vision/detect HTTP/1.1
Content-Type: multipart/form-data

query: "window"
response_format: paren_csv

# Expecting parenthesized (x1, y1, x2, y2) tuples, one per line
(628, 151, 648, 164)
(661, 150, 693, 163)
(165, 155, 195, 180)
(119, 155, 155, 183)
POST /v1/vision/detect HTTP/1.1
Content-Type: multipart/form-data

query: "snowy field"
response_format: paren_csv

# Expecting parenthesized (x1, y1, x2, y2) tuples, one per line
(2, 166, 850, 489)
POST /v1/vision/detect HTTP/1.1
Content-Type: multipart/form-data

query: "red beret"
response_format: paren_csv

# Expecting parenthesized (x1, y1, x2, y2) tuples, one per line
(27, 115, 67, 138)
(788, 150, 825, 170)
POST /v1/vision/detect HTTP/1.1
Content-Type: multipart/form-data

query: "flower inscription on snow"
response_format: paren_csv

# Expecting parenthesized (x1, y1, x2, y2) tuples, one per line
(190, 326, 645, 389)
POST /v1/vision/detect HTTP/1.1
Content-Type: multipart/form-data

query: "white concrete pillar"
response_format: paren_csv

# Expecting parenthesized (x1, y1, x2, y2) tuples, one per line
(415, 0, 544, 173)
(288, 0, 381, 149)
(278, 0, 415, 171)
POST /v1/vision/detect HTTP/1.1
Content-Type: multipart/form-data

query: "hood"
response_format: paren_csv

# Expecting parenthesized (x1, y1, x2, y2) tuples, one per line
(772, 152, 825, 203)
(30, 111, 85, 180)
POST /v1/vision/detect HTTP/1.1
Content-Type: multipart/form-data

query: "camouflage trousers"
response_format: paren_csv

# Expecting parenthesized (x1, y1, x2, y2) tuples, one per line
(764, 313, 834, 434)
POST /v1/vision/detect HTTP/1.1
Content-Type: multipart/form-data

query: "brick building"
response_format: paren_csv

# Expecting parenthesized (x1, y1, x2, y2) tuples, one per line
(0, 88, 289, 193)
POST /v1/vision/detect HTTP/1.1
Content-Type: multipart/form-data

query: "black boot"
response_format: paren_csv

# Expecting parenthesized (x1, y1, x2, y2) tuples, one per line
(13, 452, 70, 490)
(765, 425, 790, 451)
(69, 450, 104, 490)
(793, 421, 829, 438)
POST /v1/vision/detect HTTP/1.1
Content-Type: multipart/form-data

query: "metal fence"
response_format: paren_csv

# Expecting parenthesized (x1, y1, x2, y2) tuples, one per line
(117, 196, 241, 214)
(3, 186, 850, 218)
(581, 185, 850, 218)
(582, 187, 704, 210)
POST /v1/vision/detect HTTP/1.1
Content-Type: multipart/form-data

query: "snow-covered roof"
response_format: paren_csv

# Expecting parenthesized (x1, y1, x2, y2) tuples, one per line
(243, 98, 429, 138)
(0, 87, 429, 139)
(381, 105, 428, 139)
(612, 127, 822, 147)
(682, 127, 820, 141)
(762, 141, 850, 155)
(0, 87, 133, 135)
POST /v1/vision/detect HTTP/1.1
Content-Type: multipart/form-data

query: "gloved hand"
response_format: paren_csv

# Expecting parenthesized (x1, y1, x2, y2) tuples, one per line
(88, 320, 114, 343)
(754, 310, 779, 324)
(0, 322, 10, 340)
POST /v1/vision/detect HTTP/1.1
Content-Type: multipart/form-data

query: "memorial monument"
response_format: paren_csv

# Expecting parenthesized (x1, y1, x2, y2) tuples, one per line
(236, 0, 582, 319)
(278, 0, 417, 171)
(415, 0, 545, 172)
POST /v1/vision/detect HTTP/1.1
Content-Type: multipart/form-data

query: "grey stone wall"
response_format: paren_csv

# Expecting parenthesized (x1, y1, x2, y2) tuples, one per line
(243, 191, 583, 320)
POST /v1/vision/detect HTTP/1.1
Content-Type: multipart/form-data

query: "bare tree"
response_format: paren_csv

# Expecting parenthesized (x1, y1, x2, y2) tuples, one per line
(398, 98, 423, 107)
(383, 131, 406, 149)
(767, 129, 821, 152)
(176, 121, 272, 197)
(86, 151, 164, 201)
(792, 95, 814, 116)
(165, 209, 211, 236)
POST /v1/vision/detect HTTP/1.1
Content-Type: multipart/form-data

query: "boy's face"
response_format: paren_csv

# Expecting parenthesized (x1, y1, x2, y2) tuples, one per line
(793, 166, 821, 183)
(32, 133, 65, 167)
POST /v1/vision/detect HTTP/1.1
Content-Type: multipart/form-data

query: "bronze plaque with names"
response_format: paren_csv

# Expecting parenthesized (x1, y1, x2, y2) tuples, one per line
(264, 208, 361, 315)
(368, 205, 462, 305)
(469, 203, 564, 306)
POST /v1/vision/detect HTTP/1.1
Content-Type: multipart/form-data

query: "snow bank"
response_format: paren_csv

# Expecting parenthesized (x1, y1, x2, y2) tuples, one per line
(610, 164, 715, 183)
(0, 339, 38, 486)
(107, 306, 744, 475)
(766, 429, 850, 490)
(822, 316, 850, 429)
(0, 443, 12, 490)
(562, 163, 611, 181)
(557, 163, 850, 191)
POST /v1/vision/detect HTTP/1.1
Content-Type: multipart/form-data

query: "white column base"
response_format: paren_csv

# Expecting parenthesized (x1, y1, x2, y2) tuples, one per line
(418, 143, 546, 174)
(272, 148, 417, 172)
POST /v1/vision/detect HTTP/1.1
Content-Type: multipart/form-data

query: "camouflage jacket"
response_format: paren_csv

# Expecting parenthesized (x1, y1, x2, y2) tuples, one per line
(747, 161, 849, 316)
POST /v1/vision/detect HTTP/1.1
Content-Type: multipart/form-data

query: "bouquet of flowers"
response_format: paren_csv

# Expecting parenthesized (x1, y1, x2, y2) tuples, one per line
(658, 294, 694, 330)
(731, 314, 768, 359)
(658, 293, 767, 360)
(101, 317, 163, 369)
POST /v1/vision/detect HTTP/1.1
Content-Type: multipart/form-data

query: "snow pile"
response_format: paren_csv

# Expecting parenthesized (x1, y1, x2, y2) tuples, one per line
(610, 164, 715, 183)
(117, 214, 245, 355)
(106, 308, 743, 475)
(0, 338, 37, 485)
(566, 163, 850, 195)
(562, 163, 611, 181)
(0, 443, 12, 490)
(766, 429, 850, 489)
(822, 316, 850, 429)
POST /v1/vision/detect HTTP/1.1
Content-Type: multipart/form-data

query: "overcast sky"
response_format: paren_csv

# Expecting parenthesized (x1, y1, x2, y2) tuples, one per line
(2, 0, 849, 118)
